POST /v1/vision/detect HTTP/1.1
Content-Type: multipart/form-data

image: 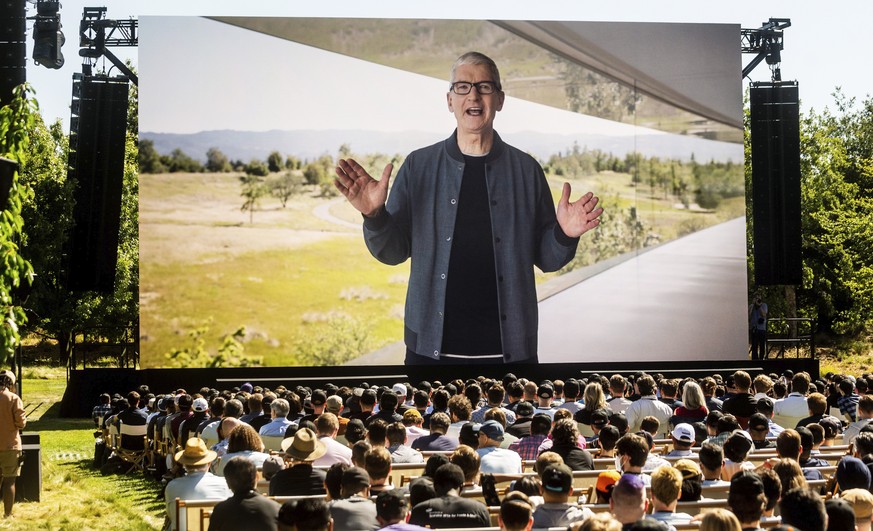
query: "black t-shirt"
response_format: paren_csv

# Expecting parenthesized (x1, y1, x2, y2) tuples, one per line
(268, 464, 326, 496)
(441, 154, 502, 357)
(409, 495, 490, 528)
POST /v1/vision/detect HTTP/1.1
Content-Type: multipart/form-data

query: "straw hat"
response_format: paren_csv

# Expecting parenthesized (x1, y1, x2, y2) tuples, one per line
(174, 438, 217, 467)
(280, 427, 327, 461)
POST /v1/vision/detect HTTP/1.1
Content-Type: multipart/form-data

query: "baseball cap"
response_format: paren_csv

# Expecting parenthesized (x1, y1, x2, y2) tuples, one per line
(516, 401, 535, 417)
(836, 456, 872, 491)
(748, 413, 770, 432)
(341, 466, 371, 494)
(240, 382, 253, 393)
(841, 488, 873, 520)
(192, 397, 209, 413)
(596, 470, 621, 495)
(671, 423, 695, 443)
(325, 395, 343, 414)
(673, 459, 702, 480)
(478, 420, 505, 441)
(392, 383, 407, 396)
(537, 385, 554, 399)
(0, 369, 15, 386)
(542, 464, 573, 493)
(310, 389, 327, 406)
(591, 409, 610, 429)
(819, 416, 842, 439)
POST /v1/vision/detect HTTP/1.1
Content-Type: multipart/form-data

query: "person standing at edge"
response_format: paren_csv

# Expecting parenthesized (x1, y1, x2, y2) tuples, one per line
(0, 370, 25, 520)
(334, 51, 603, 365)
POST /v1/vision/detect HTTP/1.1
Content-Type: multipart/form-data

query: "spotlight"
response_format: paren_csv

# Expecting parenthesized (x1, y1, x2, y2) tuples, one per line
(31, 0, 64, 69)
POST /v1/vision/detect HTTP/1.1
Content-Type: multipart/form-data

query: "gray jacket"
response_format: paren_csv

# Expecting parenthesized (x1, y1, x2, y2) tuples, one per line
(363, 130, 578, 363)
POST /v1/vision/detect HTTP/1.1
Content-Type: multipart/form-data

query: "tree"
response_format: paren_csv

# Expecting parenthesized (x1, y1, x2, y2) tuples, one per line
(269, 171, 304, 208)
(205, 147, 231, 172)
(166, 148, 202, 173)
(138, 139, 165, 173)
(266, 151, 283, 173)
(0, 85, 36, 365)
(240, 171, 266, 224)
(244, 158, 269, 177)
(746, 92, 873, 341)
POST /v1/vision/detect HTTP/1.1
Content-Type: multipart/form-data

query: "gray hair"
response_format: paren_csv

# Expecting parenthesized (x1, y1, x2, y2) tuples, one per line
(271, 398, 290, 418)
(450, 51, 502, 90)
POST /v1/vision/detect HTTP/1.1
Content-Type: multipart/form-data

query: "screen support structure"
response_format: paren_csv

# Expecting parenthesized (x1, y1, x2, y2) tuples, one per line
(78, 7, 138, 86)
(741, 18, 790, 82)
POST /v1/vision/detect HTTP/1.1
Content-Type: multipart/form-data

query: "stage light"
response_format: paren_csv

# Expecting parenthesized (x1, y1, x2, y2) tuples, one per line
(31, 0, 64, 69)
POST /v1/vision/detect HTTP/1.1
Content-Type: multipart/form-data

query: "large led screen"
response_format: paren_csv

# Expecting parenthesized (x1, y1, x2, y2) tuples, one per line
(138, 17, 746, 368)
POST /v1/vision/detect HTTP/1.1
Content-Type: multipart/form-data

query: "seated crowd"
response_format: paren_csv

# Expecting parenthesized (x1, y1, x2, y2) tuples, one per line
(92, 369, 873, 531)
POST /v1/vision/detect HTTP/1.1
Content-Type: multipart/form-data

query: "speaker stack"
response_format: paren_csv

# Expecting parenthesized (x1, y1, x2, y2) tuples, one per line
(66, 74, 129, 293)
(750, 81, 802, 286)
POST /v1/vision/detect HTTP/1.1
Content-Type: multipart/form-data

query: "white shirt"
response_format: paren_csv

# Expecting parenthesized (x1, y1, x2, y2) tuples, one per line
(773, 393, 809, 429)
(312, 435, 353, 467)
(165, 471, 231, 530)
(478, 446, 523, 474)
(608, 397, 633, 415)
(626, 396, 674, 437)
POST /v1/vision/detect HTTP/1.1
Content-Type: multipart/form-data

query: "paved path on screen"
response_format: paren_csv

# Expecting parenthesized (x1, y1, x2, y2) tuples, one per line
(538, 217, 748, 364)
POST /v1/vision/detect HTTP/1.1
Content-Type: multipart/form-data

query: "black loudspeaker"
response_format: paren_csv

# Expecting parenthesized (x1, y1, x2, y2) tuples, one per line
(67, 75, 129, 293)
(750, 81, 802, 286)
(0, 0, 26, 108)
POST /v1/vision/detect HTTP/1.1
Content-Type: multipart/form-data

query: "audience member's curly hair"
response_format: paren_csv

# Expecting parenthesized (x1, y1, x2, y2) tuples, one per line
(226, 424, 265, 453)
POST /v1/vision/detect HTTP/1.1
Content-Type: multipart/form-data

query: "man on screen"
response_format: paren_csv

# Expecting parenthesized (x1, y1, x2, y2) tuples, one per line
(334, 51, 603, 365)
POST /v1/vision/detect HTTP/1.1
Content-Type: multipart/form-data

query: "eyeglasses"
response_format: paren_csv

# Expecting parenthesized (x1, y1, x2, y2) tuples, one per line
(450, 81, 500, 95)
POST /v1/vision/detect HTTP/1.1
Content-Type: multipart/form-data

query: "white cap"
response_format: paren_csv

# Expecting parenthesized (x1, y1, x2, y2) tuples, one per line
(192, 397, 209, 412)
(392, 383, 407, 396)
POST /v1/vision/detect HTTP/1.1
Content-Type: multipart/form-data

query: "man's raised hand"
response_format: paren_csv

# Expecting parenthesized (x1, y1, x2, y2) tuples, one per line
(334, 158, 393, 217)
(556, 182, 604, 238)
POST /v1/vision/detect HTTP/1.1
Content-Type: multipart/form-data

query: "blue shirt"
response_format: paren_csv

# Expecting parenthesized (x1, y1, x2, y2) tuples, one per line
(363, 130, 579, 363)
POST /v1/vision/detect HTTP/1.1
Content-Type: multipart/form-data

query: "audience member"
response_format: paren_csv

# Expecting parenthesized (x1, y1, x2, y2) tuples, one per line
(270, 428, 328, 496)
(844, 395, 873, 444)
(698, 509, 741, 531)
(214, 423, 270, 476)
(609, 473, 649, 528)
(259, 398, 295, 437)
(292, 498, 333, 531)
(531, 464, 593, 528)
(376, 489, 428, 530)
(499, 492, 534, 531)
(649, 466, 692, 524)
(312, 413, 354, 467)
(0, 371, 26, 519)
(774, 373, 812, 430)
(408, 463, 490, 528)
(329, 466, 378, 531)
(476, 420, 522, 474)
(839, 489, 873, 531)
(547, 419, 594, 471)
(626, 375, 673, 437)
(165, 438, 231, 531)
(208, 456, 281, 531)
(825, 497, 855, 531)
(726, 471, 766, 531)
(779, 488, 827, 531)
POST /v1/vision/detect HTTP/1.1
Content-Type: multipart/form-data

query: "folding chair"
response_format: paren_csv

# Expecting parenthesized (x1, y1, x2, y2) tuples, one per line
(117, 422, 149, 473)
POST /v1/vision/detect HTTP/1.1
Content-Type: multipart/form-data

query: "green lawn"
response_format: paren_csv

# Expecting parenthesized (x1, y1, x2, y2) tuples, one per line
(10, 368, 164, 530)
